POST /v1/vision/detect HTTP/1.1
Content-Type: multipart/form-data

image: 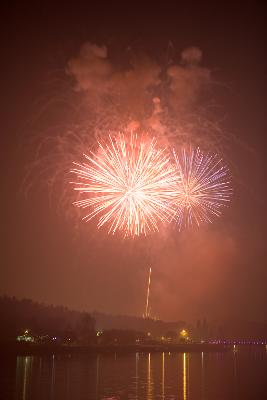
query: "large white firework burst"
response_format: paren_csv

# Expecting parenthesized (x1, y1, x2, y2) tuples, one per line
(70, 133, 178, 237)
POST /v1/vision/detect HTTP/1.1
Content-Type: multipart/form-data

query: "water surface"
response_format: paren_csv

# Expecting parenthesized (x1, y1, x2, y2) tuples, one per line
(1, 347, 267, 399)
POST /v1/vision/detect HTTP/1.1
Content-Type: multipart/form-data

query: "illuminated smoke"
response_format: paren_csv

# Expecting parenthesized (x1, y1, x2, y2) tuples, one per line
(67, 42, 213, 147)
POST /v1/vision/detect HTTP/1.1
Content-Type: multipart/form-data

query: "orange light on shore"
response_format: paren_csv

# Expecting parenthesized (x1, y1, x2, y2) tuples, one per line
(180, 329, 189, 339)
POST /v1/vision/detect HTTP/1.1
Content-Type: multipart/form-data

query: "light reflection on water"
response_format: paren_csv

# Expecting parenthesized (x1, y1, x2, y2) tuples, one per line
(200, 352, 204, 400)
(162, 352, 165, 400)
(1, 347, 266, 400)
(183, 353, 187, 400)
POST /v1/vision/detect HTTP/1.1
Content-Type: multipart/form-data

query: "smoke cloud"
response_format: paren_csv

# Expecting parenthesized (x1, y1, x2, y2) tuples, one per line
(67, 43, 113, 93)
(67, 42, 212, 145)
(167, 55, 210, 111)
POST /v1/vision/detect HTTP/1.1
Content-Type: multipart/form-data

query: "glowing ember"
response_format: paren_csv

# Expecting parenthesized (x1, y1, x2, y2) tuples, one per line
(70, 133, 177, 237)
(172, 147, 232, 229)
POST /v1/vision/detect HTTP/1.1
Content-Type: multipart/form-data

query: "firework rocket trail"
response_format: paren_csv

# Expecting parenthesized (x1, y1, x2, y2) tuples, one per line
(70, 133, 178, 237)
(172, 147, 232, 229)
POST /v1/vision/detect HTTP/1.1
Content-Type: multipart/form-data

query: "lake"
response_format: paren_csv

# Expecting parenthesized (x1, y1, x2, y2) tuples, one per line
(1, 347, 267, 399)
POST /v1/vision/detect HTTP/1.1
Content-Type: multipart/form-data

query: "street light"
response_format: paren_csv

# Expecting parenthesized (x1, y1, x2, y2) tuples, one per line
(179, 329, 189, 341)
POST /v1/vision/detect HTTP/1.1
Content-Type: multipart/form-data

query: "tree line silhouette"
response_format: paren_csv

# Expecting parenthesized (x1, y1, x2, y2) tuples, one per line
(0, 296, 95, 343)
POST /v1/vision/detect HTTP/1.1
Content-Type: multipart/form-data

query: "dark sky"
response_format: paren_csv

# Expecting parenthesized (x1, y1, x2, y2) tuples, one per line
(1, 2, 266, 324)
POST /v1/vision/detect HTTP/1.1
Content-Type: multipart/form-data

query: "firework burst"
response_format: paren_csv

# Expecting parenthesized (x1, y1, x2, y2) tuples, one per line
(70, 133, 177, 237)
(172, 147, 232, 229)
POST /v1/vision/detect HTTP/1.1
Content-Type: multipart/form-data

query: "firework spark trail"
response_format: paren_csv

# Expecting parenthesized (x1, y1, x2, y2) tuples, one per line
(70, 133, 178, 237)
(172, 147, 232, 229)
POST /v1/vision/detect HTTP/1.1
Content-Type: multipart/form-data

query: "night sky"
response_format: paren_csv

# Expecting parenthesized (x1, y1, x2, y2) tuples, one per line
(1, 2, 266, 324)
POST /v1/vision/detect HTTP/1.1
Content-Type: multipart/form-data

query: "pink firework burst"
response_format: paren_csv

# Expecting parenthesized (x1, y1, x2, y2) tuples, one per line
(172, 147, 232, 229)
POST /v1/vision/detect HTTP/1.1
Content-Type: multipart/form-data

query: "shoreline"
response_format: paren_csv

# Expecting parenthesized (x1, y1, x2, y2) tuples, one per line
(0, 342, 234, 356)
